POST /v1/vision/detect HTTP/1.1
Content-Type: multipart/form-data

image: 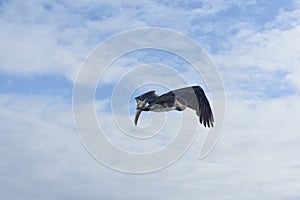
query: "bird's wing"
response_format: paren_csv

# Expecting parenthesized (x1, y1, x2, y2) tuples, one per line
(135, 91, 156, 100)
(170, 86, 214, 127)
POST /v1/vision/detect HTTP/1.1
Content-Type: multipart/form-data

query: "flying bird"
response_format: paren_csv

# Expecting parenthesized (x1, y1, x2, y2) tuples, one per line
(134, 86, 214, 128)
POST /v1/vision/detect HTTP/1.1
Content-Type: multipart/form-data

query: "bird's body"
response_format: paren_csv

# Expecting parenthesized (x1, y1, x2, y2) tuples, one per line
(134, 86, 214, 128)
(141, 93, 186, 112)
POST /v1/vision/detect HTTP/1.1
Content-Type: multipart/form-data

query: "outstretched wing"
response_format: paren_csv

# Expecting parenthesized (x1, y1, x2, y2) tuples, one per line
(170, 86, 214, 127)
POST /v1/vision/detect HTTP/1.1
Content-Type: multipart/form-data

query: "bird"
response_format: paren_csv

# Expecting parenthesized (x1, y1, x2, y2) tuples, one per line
(134, 86, 214, 128)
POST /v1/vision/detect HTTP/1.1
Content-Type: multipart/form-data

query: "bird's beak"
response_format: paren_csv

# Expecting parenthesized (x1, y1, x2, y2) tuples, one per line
(134, 99, 147, 126)
(134, 109, 142, 126)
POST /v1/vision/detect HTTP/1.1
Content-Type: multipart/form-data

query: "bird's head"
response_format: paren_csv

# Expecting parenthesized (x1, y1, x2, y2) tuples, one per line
(135, 98, 147, 110)
(134, 91, 156, 109)
(134, 91, 157, 126)
(134, 98, 147, 126)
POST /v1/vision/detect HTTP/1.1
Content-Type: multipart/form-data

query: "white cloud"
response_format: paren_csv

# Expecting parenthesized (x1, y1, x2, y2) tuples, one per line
(1, 91, 300, 199)
(0, 1, 148, 80)
(0, 0, 262, 81)
(215, 8, 300, 90)
(1, 0, 300, 199)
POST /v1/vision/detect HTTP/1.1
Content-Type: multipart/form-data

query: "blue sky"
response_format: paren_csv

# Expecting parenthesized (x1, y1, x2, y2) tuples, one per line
(1, 0, 300, 199)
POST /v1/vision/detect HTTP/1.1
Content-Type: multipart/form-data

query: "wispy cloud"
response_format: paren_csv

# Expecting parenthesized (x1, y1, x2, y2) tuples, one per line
(1, 92, 300, 199)
(213, 6, 300, 99)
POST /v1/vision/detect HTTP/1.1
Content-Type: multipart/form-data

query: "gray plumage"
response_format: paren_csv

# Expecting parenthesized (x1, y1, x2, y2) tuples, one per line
(134, 86, 214, 128)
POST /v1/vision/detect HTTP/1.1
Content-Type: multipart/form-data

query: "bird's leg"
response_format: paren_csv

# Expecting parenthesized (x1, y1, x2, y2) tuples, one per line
(174, 98, 187, 111)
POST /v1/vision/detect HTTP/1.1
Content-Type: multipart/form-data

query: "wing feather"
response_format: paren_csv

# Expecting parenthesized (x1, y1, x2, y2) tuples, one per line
(170, 86, 214, 127)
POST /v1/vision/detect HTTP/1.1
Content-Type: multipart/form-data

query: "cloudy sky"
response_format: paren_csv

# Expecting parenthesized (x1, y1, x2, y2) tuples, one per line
(1, 0, 300, 199)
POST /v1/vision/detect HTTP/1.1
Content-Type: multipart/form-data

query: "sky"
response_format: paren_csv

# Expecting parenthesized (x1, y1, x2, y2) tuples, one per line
(1, 0, 300, 199)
